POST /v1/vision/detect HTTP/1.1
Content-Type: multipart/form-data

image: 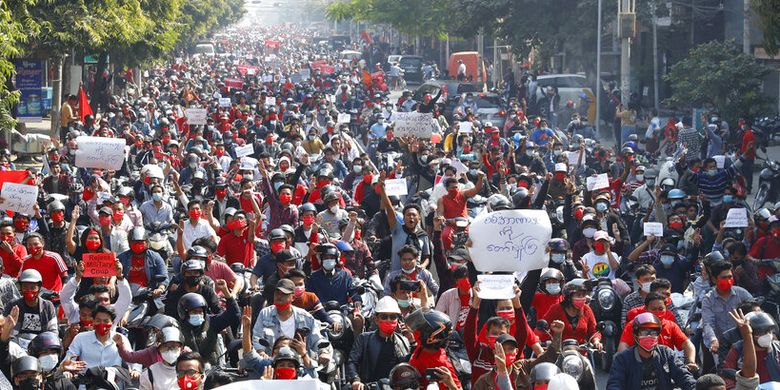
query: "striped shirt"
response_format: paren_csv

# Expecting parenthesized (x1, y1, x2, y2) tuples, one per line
(698, 167, 736, 204)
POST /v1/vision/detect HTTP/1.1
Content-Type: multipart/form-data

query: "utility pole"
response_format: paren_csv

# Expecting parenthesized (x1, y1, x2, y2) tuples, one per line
(618, 0, 636, 104)
(477, 28, 484, 84)
(50, 57, 63, 137)
(651, 1, 659, 110)
(743, 0, 750, 54)
(596, 0, 602, 133)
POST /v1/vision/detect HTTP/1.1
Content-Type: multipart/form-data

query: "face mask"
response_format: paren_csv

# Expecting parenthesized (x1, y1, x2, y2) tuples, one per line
(553, 149, 562, 156)
(188, 314, 205, 327)
(447, 188, 459, 197)
(583, 227, 596, 238)
(758, 333, 774, 348)
(131, 242, 146, 254)
(456, 278, 471, 291)
(650, 310, 666, 319)
(177, 374, 200, 390)
(707, 169, 718, 176)
(636, 174, 644, 181)
(273, 181, 284, 191)
(572, 297, 587, 308)
(322, 259, 337, 271)
(378, 319, 398, 334)
(274, 302, 291, 311)
(353, 165, 362, 174)
(14, 220, 28, 231)
(215, 188, 227, 198)
(18, 378, 41, 390)
(717, 277, 734, 292)
(723, 195, 733, 203)
(595, 202, 608, 212)
(161, 349, 181, 364)
(640, 281, 652, 293)
(593, 241, 606, 254)
(551, 253, 566, 264)
(185, 275, 202, 287)
(668, 221, 684, 230)
(638, 335, 658, 351)
(574, 209, 584, 220)
(152, 193, 163, 202)
(329, 205, 340, 214)
(294, 286, 306, 298)
(279, 193, 292, 204)
(397, 299, 411, 308)
(98, 215, 112, 226)
(497, 309, 515, 323)
(660, 255, 675, 266)
(95, 323, 112, 337)
(646, 179, 656, 187)
(275, 367, 297, 380)
(51, 211, 65, 223)
(85, 238, 102, 251)
(244, 174, 254, 181)
(38, 353, 59, 372)
(526, 150, 535, 157)
(28, 246, 43, 257)
(24, 290, 38, 301)
(487, 335, 498, 348)
(546, 283, 561, 295)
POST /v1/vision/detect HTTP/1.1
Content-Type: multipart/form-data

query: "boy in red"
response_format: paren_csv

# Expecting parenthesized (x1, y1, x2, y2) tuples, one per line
(408, 310, 463, 390)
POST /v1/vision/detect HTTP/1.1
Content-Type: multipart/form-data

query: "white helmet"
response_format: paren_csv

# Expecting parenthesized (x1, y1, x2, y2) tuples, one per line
(160, 326, 183, 344)
(375, 296, 401, 314)
(547, 373, 578, 390)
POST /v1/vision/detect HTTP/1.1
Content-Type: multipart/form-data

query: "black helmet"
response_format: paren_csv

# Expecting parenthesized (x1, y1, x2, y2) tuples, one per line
(28, 331, 63, 357)
(317, 243, 340, 259)
(512, 187, 530, 209)
(747, 312, 778, 334)
(704, 251, 725, 264)
(143, 313, 178, 330)
(117, 187, 134, 199)
(487, 194, 512, 212)
(562, 278, 589, 301)
(12, 356, 40, 378)
(406, 309, 452, 349)
(279, 224, 294, 238)
(128, 227, 148, 242)
(547, 238, 570, 252)
(632, 312, 662, 334)
(273, 346, 301, 368)
(268, 228, 286, 241)
(46, 201, 65, 214)
(540, 268, 565, 284)
(186, 245, 209, 260)
(389, 363, 421, 389)
(529, 362, 560, 383)
(180, 259, 205, 275)
(299, 203, 317, 214)
(177, 293, 207, 320)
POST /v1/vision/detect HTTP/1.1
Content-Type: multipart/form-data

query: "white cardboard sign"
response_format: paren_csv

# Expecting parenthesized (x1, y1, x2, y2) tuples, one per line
(219, 98, 232, 107)
(476, 274, 516, 300)
(235, 144, 255, 158)
(392, 112, 436, 139)
(215, 380, 318, 390)
(468, 210, 552, 273)
(724, 208, 749, 228)
(0, 183, 38, 215)
(184, 108, 208, 125)
(643, 222, 664, 237)
(586, 173, 609, 191)
(567, 150, 584, 166)
(459, 121, 473, 133)
(384, 178, 408, 196)
(337, 113, 351, 124)
(74, 136, 126, 170)
(265, 96, 276, 106)
(713, 155, 726, 169)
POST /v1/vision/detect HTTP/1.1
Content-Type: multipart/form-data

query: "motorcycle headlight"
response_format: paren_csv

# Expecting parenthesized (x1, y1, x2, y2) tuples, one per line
(598, 289, 616, 311)
(328, 314, 344, 339)
(149, 239, 165, 251)
(562, 354, 584, 380)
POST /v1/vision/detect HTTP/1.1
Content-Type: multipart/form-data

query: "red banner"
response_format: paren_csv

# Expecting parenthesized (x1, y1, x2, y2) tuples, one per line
(237, 66, 260, 76)
(264, 40, 281, 49)
(224, 79, 244, 89)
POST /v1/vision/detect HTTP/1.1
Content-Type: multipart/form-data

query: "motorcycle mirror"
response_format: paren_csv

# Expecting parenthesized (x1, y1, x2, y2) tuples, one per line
(535, 319, 549, 332)
(596, 322, 606, 332)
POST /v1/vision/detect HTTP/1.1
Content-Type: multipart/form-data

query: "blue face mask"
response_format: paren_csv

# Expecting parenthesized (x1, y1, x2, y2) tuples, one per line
(723, 195, 733, 204)
(546, 283, 562, 295)
(660, 255, 675, 266)
(188, 314, 204, 327)
(551, 253, 566, 264)
(397, 299, 411, 308)
(152, 193, 163, 202)
(596, 202, 608, 212)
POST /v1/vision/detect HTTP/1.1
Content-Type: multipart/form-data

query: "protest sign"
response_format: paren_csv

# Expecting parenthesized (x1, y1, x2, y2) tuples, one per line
(74, 136, 126, 170)
(392, 112, 437, 139)
(337, 113, 351, 124)
(567, 150, 584, 166)
(586, 173, 609, 191)
(476, 275, 516, 300)
(384, 179, 408, 196)
(0, 183, 38, 214)
(450, 159, 469, 176)
(265, 96, 276, 106)
(468, 210, 552, 272)
(458, 121, 473, 133)
(299, 68, 311, 80)
(82, 253, 116, 278)
(219, 98, 232, 107)
(643, 222, 664, 237)
(235, 144, 255, 158)
(713, 155, 726, 169)
(289, 73, 302, 84)
(724, 208, 749, 228)
(240, 157, 258, 171)
(224, 79, 243, 89)
(185, 108, 208, 125)
(262, 74, 273, 83)
(215, 379, 318, 390)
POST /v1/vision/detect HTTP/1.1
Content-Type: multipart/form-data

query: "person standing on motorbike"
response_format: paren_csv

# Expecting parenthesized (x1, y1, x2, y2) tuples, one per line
(531, 268, 565, 322)
(137, 326, 185, 390)
(39, 201, 73, 271)
(258, 162, 299, 233)
(176, 283, 239, 366)
(117, 227, 168, 296)
(543, 279, 601, 350)
(348, 296, 412, 389)
(436, 173, 484, 252)
(607, 313, 696, 389)
(164, 260, 222, 321)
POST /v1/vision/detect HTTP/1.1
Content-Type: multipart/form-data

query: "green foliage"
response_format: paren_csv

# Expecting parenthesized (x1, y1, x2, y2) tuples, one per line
(326, 0, 452, 38)
(752, 0, 780, 57)
(664, 40, 773, 120)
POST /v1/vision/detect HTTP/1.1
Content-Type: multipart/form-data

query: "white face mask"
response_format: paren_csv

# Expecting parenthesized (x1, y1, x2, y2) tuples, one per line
(636, 174, 644, 181)
(161, 348, 181, 365)
(758, 333, 774, 348)
(640, 281, 652, 293)
(353, 165, 362, 174)
(38, 354, 59, 372)
(330, 205, 340, 214)
(322, 259, 337, 271)
(550, 253, 566, 264)
(583, 227, 597, 238)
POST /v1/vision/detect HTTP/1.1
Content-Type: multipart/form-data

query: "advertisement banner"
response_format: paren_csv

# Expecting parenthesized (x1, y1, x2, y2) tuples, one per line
(15, 60, 44, 123)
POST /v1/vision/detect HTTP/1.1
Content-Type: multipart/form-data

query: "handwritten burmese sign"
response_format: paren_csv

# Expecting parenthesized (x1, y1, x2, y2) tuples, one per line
(468, 210, 552, 272)
(74, 136, 126, 170)
(392, 112, 436, 139)
(0, 183, 38, 214)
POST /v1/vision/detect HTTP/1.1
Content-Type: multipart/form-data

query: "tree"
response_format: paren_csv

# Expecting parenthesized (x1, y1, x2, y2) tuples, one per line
(0, 0, 37, 132)
(751, 0, 780, 56)
(326, 0, 452, 38)
(664, 40, 772, 121)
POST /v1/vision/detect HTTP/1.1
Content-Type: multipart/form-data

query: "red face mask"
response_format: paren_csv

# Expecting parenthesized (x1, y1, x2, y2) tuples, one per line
(504, 351, 517, 368)
(131, 242, 146, 254)
(28, 246, 43, 257)
(717, 276, 734, 292)
(456, 278, 471, 291)
(51, 211, 65, 223)
(387, 133, 394, 140)
(593, 241, 606, 254)
(215, 189, 227, 199)
(85, 238, 102, 251)
(487, 335, 498, 348)
(177, 375, 200, 390)
(669, 221, 684, 230)
(274, 367, 297, 380)
(274, 302, 291, 311)
(378, 319, 399, 335)
(189, 210, 202, 220)
(447, 188, 459, 197)
(266, 137, 274, 144)
(302, 215, 315, 226)
(492, 133, 500, 140)
(216, 149, 225, 157)
(14, 220, 28, 232)
(463, 147, 471, 153)
(638, 335, 658, 351)
(233, 219, 247, 230)
(153, 145, 162, 153)
(497, 309, 515, 323)
(279, 193, 292, 204)
(113, 211, 124, 221)
(363, 174, 373, 184)
(574, 209, 584, 220)
(98, 215, 111, 226)
(271, 242, 286, 253)
(554, 172, 566, 181)
(95, 323, 112, 337)
(23, 290, 38, 301)
(81, 320, 93, 328)
(120, 198, 130, 207)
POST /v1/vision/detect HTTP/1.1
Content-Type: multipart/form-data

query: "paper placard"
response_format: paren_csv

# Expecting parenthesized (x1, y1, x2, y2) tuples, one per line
(215, 379, 318, 390)
(294, 242, 309, 258)
(468, 210, 552, 272)
(219, 98, 232, 107)
(0, 183, 38, 214)
(262, 74, 273, 83)
(185, 108, 208, 125)
(724, 208, 748, 228)
(643, 222, 664, 237)
(337, 113, 351, 124)
(384, 178, 408, 196)
(235, 144, 255, 158)
(240, 157, 258, 171)
(476, 274, 516, 300)
(459, 121, 473, 133)
(82, 253, 116, 278)
(97, 191, 112, 204)
(567, 150, 584, 165)
(586, 173, 609, 191)
(391, 112, 437, 139)
(713, 155, 726, 169)
(74, 136, 127, 170)
(265, 96, 276, 106)
(299, 68, 311, 80)
(450, 159, 469, 176)
(247, 68, 256, 76)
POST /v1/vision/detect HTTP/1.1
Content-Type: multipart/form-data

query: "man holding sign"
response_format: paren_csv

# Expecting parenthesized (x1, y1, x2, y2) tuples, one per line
(19, 233, 68, 293)
(436, 172, 484, 251)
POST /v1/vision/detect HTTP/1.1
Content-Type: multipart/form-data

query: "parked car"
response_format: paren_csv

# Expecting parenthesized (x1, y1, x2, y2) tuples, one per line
(399, 55, 424, 84)
(450, 92, 508, 129)
(192, 42, 216, 57)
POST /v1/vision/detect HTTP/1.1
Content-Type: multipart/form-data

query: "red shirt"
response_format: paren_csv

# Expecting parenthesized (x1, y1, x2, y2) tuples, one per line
(0, 243, 27, 278)
(543, 303, 597, 345)
(626, 305, 677, 324)
(217, 230, 255, 267)
(741, 129, 756, 160)
(20, 251, 68, 292)
(749, 236, 780, 260)
(128, 255, 148, 287)
(441, 192, 468, 218)
(620, 317, 688, 350)
(408, 347, 462, 390)
(531, 292, 563, 319)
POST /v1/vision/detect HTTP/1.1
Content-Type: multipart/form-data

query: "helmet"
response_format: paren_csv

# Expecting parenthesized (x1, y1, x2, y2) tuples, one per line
(407, 309, 452, 349)
(117, 187, 134, 199)
(224, 207, 238, 217)
(529, 362, 560, 383)
(756, 208, 772, 221)
(279, 224, 295, 238)
(128, 227, 148, 242)
(389, 363, 421, 389)
(487, 194, 512, 212)
(268, 228, 286, 242)
(160, 326, 184, 344)
(632, 312, 662, 334)
(19, 269, 43, 284)
(142, 314, 178, 330)
(375, 296, 401, 314)
(540, 268, 565, 284)
(46, 201, 65, 214)
(547, 238, 569, 252)
(562, 279, 589, 300)
(335, 240, 354, 253)
(299, 203, 317, 214)
(12, 356, 40, 378)
(747, 312, 777, 334)
(324, 191, 341, 203)
(273, 346, 301, 368)
(177, 293, 207, 320)
(548, 373, 579, 390)
(512, 187, 530, 209)
(69, 182, 84, 193)
(703, 251, 725, 264)
(621, 146, 634, 155)
(667, 189, 686, 200)
(186, 246, 209, 260)
(180, 260, 205, 275)
(28, 331, 63, 357)
(317, 243, 340, 259)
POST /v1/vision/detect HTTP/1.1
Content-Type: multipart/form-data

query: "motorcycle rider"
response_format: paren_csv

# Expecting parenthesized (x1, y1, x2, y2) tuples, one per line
(164, 260, 222, 320)
(19, 233, 68, 293)
(543, 279, 602, 350)
(4, 270, 58, 338)
(175, 352, 206, 390)
(383, 245, 439, 297)
(27, 332, 82, 390)
(307, 243, 354, 306)
(721, 311, 780, 385)
(117, 227, 168, 296)
(138, 326, 185, 390)
(620, 264, 657, 327)
(531, 268, 565, 321)
(176, 284, 239, 365)
(407, 309, 462, 390)
(0, 221, 27, 278)
(545, 239, 578, 281)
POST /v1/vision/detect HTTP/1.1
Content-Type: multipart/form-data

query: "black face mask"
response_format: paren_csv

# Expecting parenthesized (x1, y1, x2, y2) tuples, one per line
(185, 275, 202, 287)
(19, 378, 41, 390)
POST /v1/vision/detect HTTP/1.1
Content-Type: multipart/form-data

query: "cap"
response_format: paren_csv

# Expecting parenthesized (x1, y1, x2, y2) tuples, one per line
(496, 333, 518, 347)
(554, 163, 567, 172)
(98, 206, 113, 215)
(659, 244, 676, 254)
(276, 278, 295, 294)
(593, 230, 610, 241)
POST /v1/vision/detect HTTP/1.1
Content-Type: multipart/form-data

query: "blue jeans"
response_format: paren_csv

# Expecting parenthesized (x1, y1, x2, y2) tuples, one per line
(620, 125, 636, 147)
(742, 158, 755, 193)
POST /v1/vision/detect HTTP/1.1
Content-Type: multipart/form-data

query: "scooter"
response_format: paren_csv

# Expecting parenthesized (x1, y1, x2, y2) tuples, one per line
(755, 159, 780, 209)
(589, 277, 622, 371)
(557, 339, 598, 390)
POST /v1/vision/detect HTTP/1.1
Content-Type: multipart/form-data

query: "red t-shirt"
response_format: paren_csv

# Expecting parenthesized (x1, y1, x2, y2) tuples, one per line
(531, 292, 563, 319)
(21, 252, 68, 292)
(543, 303, 597, 345)
(620, 318, 688, 350)
(626, 306, 677, 324)
(741, 129, 756, 160)
(128, 255, 148, 287)
(0, 244, 27, 278)
(217, 231, 255, 267)
(408, 347, 462, 390)
(441, 192, 468, 219)
(749, 236, 780, 260)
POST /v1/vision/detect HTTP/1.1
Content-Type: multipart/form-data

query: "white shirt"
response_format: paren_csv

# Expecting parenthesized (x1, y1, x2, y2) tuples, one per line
(458, 63, 466, 76)
(61, 278, 132, 327)
(66, 330, 130, 369)
(182, 218, 216, 250)
(280, 315, 296, 338)
(582, 251, 620, 280)
(140, 362, 177, 390)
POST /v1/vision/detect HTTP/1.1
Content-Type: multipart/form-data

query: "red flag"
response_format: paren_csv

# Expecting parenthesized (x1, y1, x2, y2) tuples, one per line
(78, 84, 93, 123)
(361, 31, 372, 45)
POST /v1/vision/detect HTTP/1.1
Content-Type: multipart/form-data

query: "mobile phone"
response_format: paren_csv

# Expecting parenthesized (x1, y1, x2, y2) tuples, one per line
(296, 327, 310, 338)
(400, 280, 420, 292)
(425, 368, 441, 381)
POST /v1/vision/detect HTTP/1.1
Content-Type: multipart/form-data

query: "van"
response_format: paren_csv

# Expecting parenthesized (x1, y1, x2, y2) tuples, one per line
(448, 52, 487, 83)
(339, 50, 362, 63)
(535, 74, 596, 123)
(192, 42, 216, 57)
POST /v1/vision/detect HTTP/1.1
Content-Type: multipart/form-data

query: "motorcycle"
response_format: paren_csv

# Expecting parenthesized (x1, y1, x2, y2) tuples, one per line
(589, 277, 622, 371)
(320, 301, 355, 388)
(557, 339, 598, 390)
(755, 159, 780, 209)
(125, 276, 166, 349)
